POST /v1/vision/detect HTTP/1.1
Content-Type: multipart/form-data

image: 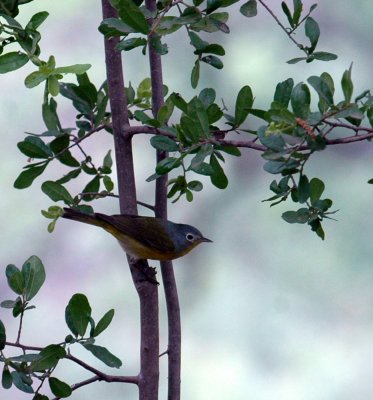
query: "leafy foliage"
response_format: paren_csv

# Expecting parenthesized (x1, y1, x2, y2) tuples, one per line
(0, 257, 120, 397)
(2, 1, 372, 238)
(1, 0, 373, 397)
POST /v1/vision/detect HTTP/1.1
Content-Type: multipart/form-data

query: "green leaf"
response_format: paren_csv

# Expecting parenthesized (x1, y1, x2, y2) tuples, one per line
(6, 264, 24, 295)
(187, 97, 210, 138)
(99, 17, 136, 36)
(49, 377, 72, 398)
(111, 0, 149, 34)
(240, 0, 257, 17)
(341, 63, 353, 103)
(99, 152, 111, 174)
(257, 127, 286, 152)
(14, 163, 48, 189)
(205, 0, 223, 14)
(57, 168, 82, 184)
(190, 161, 214, 176)
(282, 208, 311, 224)
(215, 144, 241, 156)
(190, 144, 213, 169)
(210, 154, 228, 189)
(59, 82, 94, 114)
(156, 157, 182, 174)
(291, 82, 310, 118)
(201, 55, 223, 69)
(286, 57, 307, 64)
(188, 180, 203, 191)
(200, 43, 225, 56)
(198, 88, 216, 107)
(42, 98, 60, 131)
(263, 159, 299, 174)
(82, 175, 101, 201)
(29, 344, 66, 372)
(0, 52, 28, 74)
(191, 60, 200, 89)
(297, 174, 310, 203)
(83, 343, 122, 368)
(94, 309, 115, 337)
(26, 11, 49, 30)
(150, 136, 178, 152)
(21, 255, 45, 301)
(25, 70, 47, 88)
(305, 17, 319, 52)
(65, 293, 92, 337)
(0, 320, 6, 350)
(17, 136, 52, 159)
(274, 78, 294, 107)
(53, 64, 91, 75)
(2, 366, 12, 389)
(41, 181, 74, 204)
(47, 75, 60, 96)
(307, 75, 334, 106)
(170, 93, 188, 113)
(103, 175, 114, 191)
(309, 177, 324, 205)
(157, 100, 174, 125)
(11, 371, 33, 393)
(189, 31, 207, 51)
(312, 51, 337, 61)
(281, 1, 293, 27)
(292, 0, 303, 26)
(234, 85, 253, 126)
(309, 218, 325, 240)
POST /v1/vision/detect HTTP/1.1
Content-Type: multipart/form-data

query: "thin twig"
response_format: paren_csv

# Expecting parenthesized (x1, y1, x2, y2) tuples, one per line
(257, 0, 307, 53)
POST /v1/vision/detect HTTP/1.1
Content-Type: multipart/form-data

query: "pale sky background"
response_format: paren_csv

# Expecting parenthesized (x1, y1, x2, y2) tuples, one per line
(1, 1, 373, 399)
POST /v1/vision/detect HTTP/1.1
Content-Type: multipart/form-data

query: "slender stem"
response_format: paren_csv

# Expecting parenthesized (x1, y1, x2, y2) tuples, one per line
(15, 306, 25, 345)
(258, 0, 307, 54)
(101, 2, 160, 400)
(145, 1, 182, 399)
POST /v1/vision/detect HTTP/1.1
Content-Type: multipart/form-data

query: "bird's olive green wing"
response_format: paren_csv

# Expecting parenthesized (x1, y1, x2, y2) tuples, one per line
(95, 213, 176, 253)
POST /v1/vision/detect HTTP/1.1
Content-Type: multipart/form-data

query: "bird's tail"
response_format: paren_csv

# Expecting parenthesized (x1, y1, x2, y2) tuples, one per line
(62, 208, 102, 227)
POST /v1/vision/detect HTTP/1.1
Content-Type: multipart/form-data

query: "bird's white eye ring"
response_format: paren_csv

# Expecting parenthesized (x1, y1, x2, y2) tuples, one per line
(186, 233, 195, 242)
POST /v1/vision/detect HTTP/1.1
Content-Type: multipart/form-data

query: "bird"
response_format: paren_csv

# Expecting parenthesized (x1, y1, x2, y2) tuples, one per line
(62, 208, 212, 261)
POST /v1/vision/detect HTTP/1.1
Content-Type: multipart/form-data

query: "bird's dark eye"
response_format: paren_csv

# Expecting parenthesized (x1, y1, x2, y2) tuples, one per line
(186, 233, 195, 242)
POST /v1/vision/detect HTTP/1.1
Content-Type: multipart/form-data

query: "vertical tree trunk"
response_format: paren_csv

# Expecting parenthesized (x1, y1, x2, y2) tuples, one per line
(145, 1, 182, 399)
(101, 2, 159, 399)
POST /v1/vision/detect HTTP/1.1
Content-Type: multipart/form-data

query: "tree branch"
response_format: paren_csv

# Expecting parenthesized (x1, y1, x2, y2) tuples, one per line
(5, 341, 139, 387)
(145, 1, 182, 399)
(101, 2, 160, 400)
(126, 123, 373, 150)
(258, 0, 307, 54)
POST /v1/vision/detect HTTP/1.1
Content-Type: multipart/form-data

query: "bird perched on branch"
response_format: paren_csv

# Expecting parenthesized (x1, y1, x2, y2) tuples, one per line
(62, 208, 212, 261)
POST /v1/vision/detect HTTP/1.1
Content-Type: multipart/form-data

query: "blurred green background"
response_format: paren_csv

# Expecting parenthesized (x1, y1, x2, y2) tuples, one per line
(1, 1, 373, 399)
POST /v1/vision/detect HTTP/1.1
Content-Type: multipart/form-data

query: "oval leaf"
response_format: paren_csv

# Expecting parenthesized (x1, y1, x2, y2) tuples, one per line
(5, 265, 24, 295)
(83, 343, 122, 368)
(210, 154, 228, 189)
(0, 320, 6, 350)
(235, 85, 253, 126)
(41, 181, 74, 204)
(94, 309, 115, 337)
(14, 164, 48, 189)
(49, 377, 72, 398)
(21, 255, 46, 301)
(65, 293, 92, 337)
(150, 136, 179, 152)
(0, 52, 28, 74)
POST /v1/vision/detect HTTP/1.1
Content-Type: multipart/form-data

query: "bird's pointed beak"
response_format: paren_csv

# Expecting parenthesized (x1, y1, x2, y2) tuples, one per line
(200, 237, 213, 243)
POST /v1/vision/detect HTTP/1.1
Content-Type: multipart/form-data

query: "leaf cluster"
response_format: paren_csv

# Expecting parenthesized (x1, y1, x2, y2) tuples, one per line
(4, 0, 373, 240)
(0, 257, 120, 398)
